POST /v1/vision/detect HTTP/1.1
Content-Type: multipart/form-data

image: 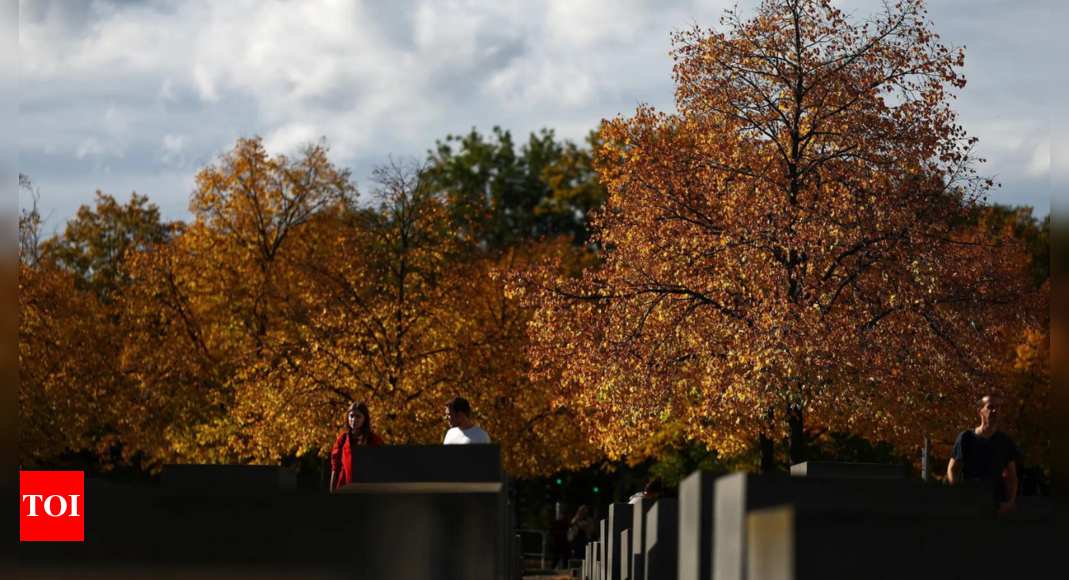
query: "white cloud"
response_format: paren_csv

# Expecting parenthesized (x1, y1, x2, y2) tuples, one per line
(158, 77, 177, 102)
(162, 135, 187, 166)
(413, 0, 510, 62)
(1029, 138, 1050, 177)
(546, 0, 642, 47)
(163, 135, 186, 153)
(18, 0, 1053, 221)
(263, 124, 320, 158)
(0, 1, 16, 81)
(75, 138, 105, 159)
(1, 0, 16, 210)
(103, 106, 130, 136)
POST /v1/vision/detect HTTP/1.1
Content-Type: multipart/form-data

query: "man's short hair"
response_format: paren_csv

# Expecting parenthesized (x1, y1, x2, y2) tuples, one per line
(446, 397, 472, 417)
(978, 394, 1000, 409)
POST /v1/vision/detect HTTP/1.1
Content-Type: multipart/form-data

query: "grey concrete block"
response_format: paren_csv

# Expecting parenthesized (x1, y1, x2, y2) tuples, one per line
(746, 505, 1050, 580)
(599, 520, 608, 580)
(607, 503, 634, 580)
(678, 471, 720, 580)
(349, 444, 502, 484)
(630, 498, 655, 580)
(645, 499, 678, 580)
(594, 541, 603, 580)
(790, 462, 904, 479)
(161, 465, 297, 492)
(620, 530, 631, 580)
(714, 472, 993, 580)
(19, 487, 500, 580)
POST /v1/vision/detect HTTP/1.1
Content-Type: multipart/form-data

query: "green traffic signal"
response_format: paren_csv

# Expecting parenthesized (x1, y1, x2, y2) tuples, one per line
(556, 479, 563, 485)
(593, 487, 600, 494)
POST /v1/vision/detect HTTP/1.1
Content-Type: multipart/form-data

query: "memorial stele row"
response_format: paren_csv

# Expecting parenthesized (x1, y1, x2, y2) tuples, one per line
(575, 462, 1048, 580)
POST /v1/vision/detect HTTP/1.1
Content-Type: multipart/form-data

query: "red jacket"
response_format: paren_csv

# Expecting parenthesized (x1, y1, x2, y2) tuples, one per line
(331, 430, 384, 487)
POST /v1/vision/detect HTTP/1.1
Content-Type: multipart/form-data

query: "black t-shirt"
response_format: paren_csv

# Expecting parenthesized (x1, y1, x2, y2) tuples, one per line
(951, 430, 1018, 501)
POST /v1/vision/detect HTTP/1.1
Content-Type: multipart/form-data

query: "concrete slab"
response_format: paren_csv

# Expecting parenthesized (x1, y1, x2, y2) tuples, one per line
(161, 465, 296, 492)
(630, 498, 654, 580)
(790, 462, 905, 480)
(607, 503, 633, 580)
(678, 471, 720, 580)
(714, 472, 993, 580)
(746, 505, 1050, 580)
(644, 499, 678, 580)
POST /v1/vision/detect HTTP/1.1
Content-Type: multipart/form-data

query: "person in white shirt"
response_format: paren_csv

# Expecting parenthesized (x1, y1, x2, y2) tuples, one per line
(443, 397, 491, 445)
(628, 477, 664, 505)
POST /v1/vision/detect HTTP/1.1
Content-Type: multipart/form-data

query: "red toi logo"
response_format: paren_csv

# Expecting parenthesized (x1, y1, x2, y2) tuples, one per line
(20, 471, 85, 542)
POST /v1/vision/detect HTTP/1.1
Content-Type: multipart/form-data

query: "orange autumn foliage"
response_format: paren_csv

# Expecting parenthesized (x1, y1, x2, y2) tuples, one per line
(110, 141, 597, 476)
(507, 0, 1037, 462)
(19, 262, 121, 467)
(1002, 283, 1049, 478)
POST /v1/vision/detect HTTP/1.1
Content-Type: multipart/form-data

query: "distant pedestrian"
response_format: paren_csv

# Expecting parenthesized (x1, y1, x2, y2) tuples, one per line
(629, 477, 664, 505)
(443, 397, 491, 445)
(330, 402, 384, 492)
(569, 505, 595, 560)
(947, 394, 1018, 514)
(549, 509, 572, 569)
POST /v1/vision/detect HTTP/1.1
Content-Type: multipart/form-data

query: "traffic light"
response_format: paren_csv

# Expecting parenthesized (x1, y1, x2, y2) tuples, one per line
(593, 487, 600, 494)
(556, 479, 563, 486)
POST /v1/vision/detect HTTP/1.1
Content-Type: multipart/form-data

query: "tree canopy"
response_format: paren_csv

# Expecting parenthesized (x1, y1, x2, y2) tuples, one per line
(17, 3, 1048, 482)
(18, 135, 603, 477)
(507, 0, 1038, 465)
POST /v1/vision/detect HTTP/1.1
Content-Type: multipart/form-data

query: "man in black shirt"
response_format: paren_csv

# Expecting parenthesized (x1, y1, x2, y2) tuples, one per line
(947, 394, 1019, 515)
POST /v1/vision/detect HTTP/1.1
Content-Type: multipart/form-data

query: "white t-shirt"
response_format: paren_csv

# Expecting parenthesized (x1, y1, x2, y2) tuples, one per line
(443, 425, 491, 445)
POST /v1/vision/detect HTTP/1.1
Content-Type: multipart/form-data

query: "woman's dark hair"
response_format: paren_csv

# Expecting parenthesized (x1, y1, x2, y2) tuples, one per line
(347, 402, 374, 445)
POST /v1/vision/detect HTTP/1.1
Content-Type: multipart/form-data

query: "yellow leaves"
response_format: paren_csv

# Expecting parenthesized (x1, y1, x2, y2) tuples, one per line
(499, 0, 1039, 468)
(19, 262, 122, 466)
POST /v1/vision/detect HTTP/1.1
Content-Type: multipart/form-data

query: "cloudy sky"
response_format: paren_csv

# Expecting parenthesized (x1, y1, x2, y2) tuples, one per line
(12, 0, 1051, 228)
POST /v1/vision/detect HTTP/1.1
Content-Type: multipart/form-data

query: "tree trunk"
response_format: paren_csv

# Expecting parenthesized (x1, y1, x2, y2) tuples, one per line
(760, 434, 776, 474)
(788, 405, 806, 467)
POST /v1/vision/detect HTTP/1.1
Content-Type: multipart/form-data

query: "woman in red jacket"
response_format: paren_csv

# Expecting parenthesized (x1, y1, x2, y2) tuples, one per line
(329, 402, 384, 492)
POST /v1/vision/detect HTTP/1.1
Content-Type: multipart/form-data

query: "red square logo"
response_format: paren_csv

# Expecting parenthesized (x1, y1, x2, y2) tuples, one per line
(20, 471, 85, 542)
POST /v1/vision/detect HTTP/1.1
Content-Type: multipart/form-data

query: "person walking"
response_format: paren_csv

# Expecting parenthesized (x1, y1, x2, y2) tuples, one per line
(569, 505, 595, 562)
(443, 397, 491, 445)
(947, 394, 1019, 514)
(329, 402, 384, 492)
(628, 477, 664, 505)
(549, 509, 572, 570)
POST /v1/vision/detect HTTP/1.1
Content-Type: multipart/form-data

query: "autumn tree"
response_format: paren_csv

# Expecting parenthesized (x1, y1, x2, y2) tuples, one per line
(19, 175, 44, 267)
(110, 140, 595, 477)
(3, 257, 15, 466)
(508, 0, 1036, 469)
(232, 160, 462, 461)
(539, 129, 611, 246)
(18, 176, 122, 468)
(976, 206, 1050, 486)
(454, 243, 602, 477)
(1004, 287, 1048, 486)
(238, 161, 599, 476)
(117, 137, 355, 465)
(42, 191, 172, 302)
(20, 260, 122, 468)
